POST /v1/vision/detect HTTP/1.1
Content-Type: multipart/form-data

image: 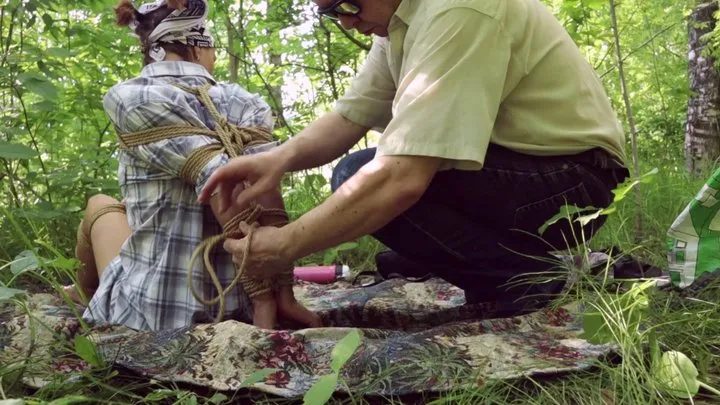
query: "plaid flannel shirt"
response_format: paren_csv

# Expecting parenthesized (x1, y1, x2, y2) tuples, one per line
(84, 61, 277, 330)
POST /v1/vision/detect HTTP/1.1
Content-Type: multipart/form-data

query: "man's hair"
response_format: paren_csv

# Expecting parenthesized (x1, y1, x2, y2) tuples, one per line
(114, 0, 194, 65)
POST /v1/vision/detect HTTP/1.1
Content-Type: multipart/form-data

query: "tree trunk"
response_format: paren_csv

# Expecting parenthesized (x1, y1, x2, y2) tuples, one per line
(686, 1, 720, 176)
(226, 16, 239, 84)
(266, 0, 286, 130)
(610, 0, 643, 241)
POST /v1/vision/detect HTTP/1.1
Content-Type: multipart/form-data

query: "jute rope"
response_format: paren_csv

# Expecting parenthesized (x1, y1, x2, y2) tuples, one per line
(117, 82, 291, 323)
(77, 203, 128, 252)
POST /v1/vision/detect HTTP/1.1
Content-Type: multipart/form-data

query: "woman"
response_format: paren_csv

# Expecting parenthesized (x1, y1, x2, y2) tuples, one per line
(68, 0, 320, 330)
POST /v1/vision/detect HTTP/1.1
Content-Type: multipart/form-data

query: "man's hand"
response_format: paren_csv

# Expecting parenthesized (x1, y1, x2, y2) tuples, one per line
(198, 150, 288, 212)
(223, 221, 293, 278)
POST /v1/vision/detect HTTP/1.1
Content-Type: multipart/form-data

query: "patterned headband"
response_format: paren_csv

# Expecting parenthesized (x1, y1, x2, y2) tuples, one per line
(130, 0, 214, 62)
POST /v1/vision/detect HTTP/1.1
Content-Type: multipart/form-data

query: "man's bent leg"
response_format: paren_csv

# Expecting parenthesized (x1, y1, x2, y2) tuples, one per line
(331, 146, 623, 308)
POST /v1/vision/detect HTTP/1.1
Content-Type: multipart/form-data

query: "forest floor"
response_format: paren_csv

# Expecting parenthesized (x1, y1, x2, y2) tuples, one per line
(1, 161, 719, 404)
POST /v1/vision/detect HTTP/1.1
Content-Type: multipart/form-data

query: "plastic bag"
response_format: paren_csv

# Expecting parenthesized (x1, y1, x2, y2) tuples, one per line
(667, 167, 720, 288)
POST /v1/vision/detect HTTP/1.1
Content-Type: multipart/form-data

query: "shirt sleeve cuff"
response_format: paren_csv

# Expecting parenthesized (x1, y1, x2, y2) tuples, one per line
(194, 141, 281, 197)
(377, 138, 486, 171)
(195, 154, 229, 197)
(334, 100, 391, 130)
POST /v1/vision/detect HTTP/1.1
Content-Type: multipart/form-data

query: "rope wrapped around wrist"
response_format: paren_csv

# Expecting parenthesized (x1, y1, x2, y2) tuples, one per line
(115, 82, 291, 323)
(186, 204, 293, 323)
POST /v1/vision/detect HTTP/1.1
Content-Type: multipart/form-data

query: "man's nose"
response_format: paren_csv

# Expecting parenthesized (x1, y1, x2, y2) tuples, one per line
(337, 14, 359, 30)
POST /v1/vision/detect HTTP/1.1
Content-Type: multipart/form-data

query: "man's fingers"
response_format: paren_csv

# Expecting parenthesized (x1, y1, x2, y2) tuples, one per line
(238, 221, 251, 234)
(218, 184, 233, 214)
(198, 160, 246, 203)
(198, 173, 222, 203)
(234, 181, 267, 209)
(223, 238, 243, 264)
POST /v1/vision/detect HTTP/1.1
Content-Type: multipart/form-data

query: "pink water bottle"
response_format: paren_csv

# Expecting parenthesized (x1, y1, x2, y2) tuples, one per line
(293, 264, 351, 284)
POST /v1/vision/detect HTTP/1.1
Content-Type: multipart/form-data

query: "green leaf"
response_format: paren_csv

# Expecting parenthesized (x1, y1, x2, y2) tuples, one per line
(538, 205, 598, 235)
(580, 311, 613, 344)
(42, 13, 54, 28)
(334, 242, 358, 252)
(73, 335, 103, 368)
(0, 286, 26, 303)
(654, 351, 699, 399)
(48, 256, 80, 271)
(48, 396, 94, 405)
(239, 368, 279, 388)
(208, 393, 228, 404)
(0, 141, 39, 160)
(610, 168, 659, 204)
(33, 99, 58, 112)
(46, 47, 75, 58)
(0, 399, 25, 405)
(322, 250, 337, 266)
(17, 72, 58, 101)
(303, 373, 338, 405)
(11, 250, 40, 275)
(180, 394, 198, 405)
(584, 0, 605, 9)
(539, 168, 659, 235)
(331, 329, 361, 373)
(144, 389, 177, 401)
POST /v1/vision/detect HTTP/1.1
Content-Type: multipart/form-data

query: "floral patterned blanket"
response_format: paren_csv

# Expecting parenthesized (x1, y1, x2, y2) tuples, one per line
(1, 278, 615, 398)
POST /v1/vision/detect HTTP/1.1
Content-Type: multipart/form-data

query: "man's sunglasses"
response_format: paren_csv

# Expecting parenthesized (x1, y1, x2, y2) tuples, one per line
(317, 0, 361, 20)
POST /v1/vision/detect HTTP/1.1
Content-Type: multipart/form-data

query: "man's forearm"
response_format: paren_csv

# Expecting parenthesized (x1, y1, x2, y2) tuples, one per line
(276, 112, 369, 172)
(282, 155, 442, 260)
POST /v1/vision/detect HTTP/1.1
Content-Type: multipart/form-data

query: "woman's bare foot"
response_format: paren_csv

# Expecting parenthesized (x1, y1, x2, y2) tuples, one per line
(277, 286, 322, 328)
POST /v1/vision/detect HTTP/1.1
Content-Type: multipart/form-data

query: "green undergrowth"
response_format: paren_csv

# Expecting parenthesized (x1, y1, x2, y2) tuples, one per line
(1, 154, 719, 404)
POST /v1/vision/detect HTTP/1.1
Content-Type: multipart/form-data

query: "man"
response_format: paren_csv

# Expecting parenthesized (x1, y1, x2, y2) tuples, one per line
(199, 0, 628, 312)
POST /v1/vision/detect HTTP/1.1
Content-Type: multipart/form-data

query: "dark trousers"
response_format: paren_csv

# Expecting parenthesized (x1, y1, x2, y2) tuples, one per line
(331, 144, 628, 307)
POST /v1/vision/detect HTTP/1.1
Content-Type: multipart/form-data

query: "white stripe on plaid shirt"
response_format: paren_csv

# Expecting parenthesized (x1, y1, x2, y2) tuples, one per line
(83, 61, 277, 331)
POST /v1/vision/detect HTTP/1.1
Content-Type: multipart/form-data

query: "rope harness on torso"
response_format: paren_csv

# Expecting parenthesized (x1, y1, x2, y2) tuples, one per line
(116, 82, 293, 323)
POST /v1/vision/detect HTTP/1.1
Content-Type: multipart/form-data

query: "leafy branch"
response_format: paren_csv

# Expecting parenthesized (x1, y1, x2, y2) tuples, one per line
(329, 19, 371, 51)
(11, 84, 52, 203)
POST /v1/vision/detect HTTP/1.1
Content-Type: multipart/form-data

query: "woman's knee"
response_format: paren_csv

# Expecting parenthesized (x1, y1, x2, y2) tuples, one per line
(330, 148, 376, 192)
(85, 194, 121, 214)
(83, 194, 124, 228)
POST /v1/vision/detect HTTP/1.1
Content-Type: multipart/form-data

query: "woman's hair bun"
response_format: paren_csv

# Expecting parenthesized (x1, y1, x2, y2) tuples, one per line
(115, 0, 138, 27)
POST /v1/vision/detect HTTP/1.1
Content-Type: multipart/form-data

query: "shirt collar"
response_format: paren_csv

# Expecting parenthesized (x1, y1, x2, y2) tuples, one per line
(140, 61, 217, 85)
(388, 0, 416, 32)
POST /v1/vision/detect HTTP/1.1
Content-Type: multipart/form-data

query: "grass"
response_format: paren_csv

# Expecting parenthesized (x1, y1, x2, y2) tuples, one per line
(1, 152, 719, 404)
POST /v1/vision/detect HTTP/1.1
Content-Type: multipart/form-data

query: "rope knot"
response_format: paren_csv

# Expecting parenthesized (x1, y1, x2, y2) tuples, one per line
(117, 82, 290, 324)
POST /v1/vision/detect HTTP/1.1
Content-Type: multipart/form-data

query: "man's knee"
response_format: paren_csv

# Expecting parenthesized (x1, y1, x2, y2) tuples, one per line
(330, 148, 376, 192)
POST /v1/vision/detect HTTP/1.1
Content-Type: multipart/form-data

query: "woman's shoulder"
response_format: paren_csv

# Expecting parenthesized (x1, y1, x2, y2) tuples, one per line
(104, 76, 189, 112)
(103, 77, 205, 131)
(215, 83, 274, 128)
(216, 82, 266, 105)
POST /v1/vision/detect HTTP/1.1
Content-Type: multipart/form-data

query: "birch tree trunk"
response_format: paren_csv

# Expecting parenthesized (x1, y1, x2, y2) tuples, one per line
(686, 1, 720, 176)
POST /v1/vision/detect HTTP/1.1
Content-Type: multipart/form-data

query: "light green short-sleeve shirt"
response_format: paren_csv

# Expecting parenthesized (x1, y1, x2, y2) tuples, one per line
(334, 0, 627, 171)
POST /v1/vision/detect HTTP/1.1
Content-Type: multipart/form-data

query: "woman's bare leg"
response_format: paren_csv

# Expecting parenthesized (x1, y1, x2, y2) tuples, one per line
(66, 194, 130, 304)
(251, 292, 278, 329)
